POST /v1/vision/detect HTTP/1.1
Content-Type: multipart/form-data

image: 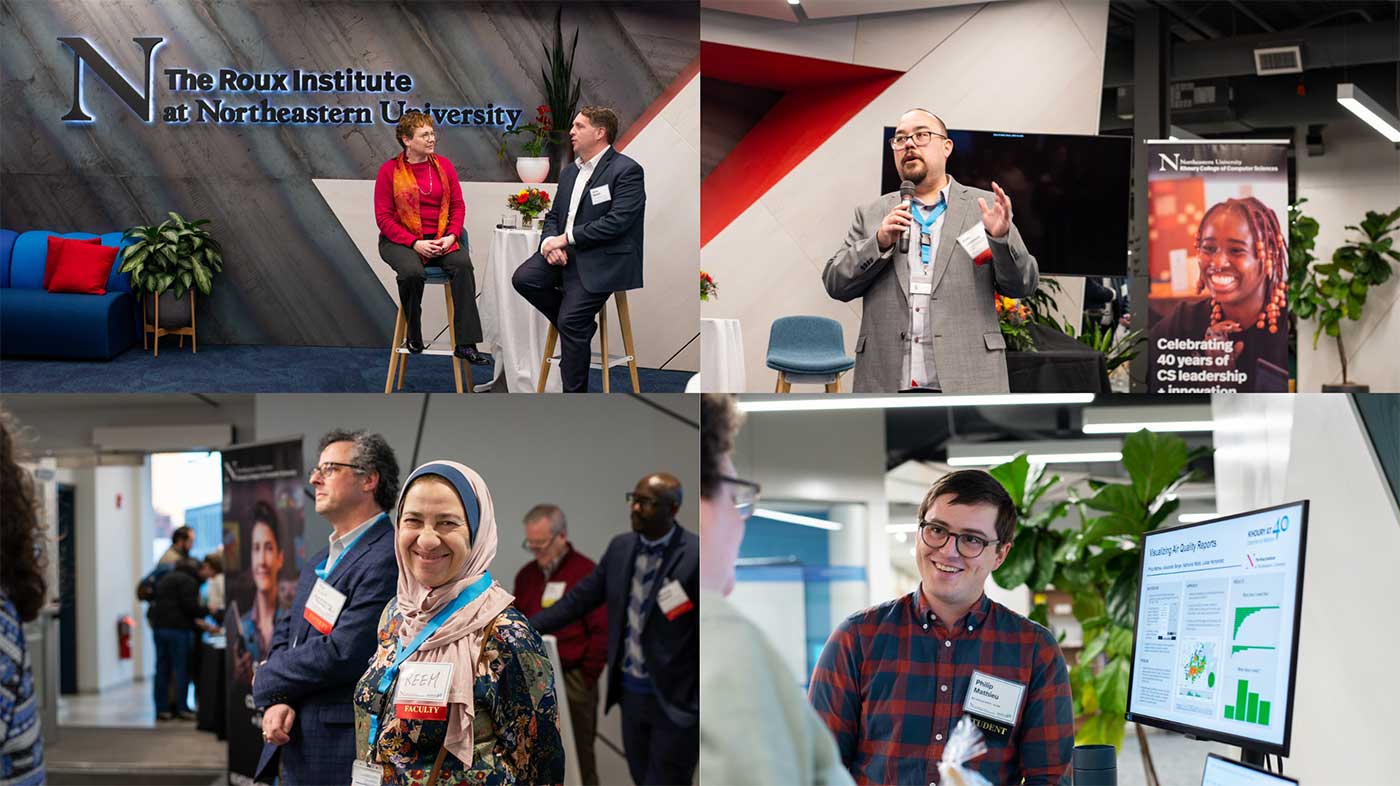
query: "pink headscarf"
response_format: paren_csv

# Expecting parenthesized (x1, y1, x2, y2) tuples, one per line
(392, 461, 515, 768)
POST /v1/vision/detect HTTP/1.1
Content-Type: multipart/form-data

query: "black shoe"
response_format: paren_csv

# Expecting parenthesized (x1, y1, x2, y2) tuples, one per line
(406, 337, 425, 354)
(174, 710, 196, 721)
(454, 346, 491, 365)
(157, 712, 174, 721)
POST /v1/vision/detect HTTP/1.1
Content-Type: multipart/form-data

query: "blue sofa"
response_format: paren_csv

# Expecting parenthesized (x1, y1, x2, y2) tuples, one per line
(0, 229, 140, 360)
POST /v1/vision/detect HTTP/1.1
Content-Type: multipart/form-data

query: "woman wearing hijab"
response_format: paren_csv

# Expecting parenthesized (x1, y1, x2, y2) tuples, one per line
(353, 461, 565, 785)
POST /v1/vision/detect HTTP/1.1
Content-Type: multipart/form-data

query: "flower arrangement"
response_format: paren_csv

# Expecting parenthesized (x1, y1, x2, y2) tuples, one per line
(507, 187, 551, 221)
(995, 294, 1036, 352)
(700, 270, 718, 301)
(497, 105, 553, 159)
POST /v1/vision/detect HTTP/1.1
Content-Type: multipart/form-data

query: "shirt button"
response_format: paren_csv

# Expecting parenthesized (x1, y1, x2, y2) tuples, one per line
(922, 623, 929, 630)
(944, 640, 951, 648)
(941, 684, 948, 692)
(936, 733, 944, 741)
(968, 625, 975, 631)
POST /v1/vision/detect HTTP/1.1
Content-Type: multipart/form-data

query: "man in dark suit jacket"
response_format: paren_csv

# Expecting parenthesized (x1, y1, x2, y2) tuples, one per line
(512, 105, 646, 392)
(252, 430, 400, 785)
(531, 473, 699, 786)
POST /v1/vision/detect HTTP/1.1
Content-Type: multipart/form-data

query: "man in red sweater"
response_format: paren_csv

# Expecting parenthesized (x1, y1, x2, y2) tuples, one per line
(513, 504, 608, 785)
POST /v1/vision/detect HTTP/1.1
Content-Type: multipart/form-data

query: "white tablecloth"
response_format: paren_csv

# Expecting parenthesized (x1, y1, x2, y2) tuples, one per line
(700, 317, 746, 392)
(479, 227, 562, 392)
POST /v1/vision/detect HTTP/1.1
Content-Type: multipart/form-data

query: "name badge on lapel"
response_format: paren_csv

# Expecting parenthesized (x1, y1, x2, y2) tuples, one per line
(303, 578, 348, 635)
(656, 580, 694, 620)
(394, 662, 454, 721)
(541, 581, 567, 608)
(961, 669, 1027, 742)
(589, 184, 611, 205)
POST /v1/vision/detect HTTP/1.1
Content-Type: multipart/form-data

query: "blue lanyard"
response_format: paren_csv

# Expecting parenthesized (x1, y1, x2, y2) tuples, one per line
(911, 196, 947, 265)
(366, 572, 495, 754)
(315, 514, 386, 582)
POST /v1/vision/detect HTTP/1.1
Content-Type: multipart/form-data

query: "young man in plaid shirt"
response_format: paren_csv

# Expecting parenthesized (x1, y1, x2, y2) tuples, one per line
(809, 470, 1074, 785)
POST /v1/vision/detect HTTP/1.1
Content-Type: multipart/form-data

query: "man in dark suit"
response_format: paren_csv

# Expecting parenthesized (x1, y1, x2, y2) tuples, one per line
(252, 430, 400, 785)
(531, 473, 699, 786)
(512, 105, 646, 392)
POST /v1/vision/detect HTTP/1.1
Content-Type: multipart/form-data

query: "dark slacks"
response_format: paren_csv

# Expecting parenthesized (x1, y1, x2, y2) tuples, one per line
(379, 235, 482, 346)
(620, 688, 697, 786)
(511, 251, 610, 393)
(152, 627, 194, 714)
(564, 668, 600, 786)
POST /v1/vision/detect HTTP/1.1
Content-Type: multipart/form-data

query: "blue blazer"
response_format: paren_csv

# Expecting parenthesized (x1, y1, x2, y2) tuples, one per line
(252, 515, 397, 785)
(541, 146, 646, 294)
(531, 523, 698, 728)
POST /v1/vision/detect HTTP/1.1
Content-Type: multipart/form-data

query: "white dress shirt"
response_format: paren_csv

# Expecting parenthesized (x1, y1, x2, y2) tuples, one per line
(326, 513, 380, 570)
(564, 145, 611, 244)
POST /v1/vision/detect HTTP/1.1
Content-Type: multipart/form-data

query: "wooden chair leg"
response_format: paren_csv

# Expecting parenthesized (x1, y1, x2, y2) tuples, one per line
(599, 304, 610, 394)
(142, 296, 148, 350)
(774, 373, 782, 393)
(833, 374, 842, 393)
(780, 372, 792, 393)
(446, 287, 464, 394)
(190, 291, 197, 353)
(615, 292, 640, 393)
(537, 325, 558, 393)
(153, 294, 160, 358)
(397, 351, 408, 390)
(385, 306, 406, 394)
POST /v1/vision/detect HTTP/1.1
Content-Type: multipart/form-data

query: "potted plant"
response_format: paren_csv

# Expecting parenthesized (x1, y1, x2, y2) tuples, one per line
(498, 104, 553, 183)
(541, 5, 582, 181)
(506, 187, 552, 230)
(1292, 204, 1399, 391)
(120, 212, 224, 355)
(989, 429, 1200, 759)
(700, 270, 718, 301)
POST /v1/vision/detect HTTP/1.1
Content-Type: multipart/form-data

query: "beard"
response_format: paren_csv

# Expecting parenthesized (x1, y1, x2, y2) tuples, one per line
(901, 157, 928, 185)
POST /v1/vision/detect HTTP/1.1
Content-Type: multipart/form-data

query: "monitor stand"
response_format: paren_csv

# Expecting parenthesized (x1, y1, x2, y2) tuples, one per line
(1240, 748, 1266, 768)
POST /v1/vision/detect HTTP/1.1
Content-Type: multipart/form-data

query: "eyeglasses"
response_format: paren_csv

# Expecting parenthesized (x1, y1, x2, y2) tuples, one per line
(626, 492, 663, 509)
(889, 130, 948, 149)
(308, 462, 363, 482)
(718, 475, 762, 519)
(918, 522, 1001, 558)
(522, 533, 560, 552)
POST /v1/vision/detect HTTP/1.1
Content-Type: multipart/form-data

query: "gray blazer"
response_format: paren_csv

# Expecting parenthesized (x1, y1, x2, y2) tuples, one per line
(822, 177, 1039, 393)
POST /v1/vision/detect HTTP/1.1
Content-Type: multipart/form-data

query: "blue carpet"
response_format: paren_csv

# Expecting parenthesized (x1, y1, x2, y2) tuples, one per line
(0, 345, 692, 393)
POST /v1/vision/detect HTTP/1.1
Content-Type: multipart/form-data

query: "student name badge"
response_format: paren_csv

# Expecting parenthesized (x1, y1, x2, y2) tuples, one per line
(589, 184, 611, 205)
(394, 662, 454, 721)
(961, 669, 1026, 742)
(957, 225, 994, 265)
(656, 580, 694, 620)
(351, 760, 382, 786)
(302, 578, 347, 635)
(541, 581, 567, 608)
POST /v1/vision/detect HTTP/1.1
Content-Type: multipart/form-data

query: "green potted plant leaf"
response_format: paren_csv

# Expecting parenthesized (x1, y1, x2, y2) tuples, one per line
(120, 212, 224, 355)
(1293, 204, 1400, 391)
(541, 4, 582, 182)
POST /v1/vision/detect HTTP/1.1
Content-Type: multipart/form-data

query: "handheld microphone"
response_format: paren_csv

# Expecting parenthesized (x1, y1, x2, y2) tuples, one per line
(898, 180, 915, 254)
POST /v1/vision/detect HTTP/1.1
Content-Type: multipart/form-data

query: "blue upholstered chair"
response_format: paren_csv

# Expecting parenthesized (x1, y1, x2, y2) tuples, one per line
(384, 266, 471, 394)
(765, 315, 856, 393)
(0, 229, 139, 360)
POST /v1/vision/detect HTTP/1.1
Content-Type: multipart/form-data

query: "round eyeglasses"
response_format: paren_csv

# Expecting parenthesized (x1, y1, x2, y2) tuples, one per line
(918, 523, 1000, 558)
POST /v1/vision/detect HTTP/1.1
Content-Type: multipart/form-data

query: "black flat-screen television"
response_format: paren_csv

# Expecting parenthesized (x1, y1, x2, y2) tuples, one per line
(881, 128, 1130, 276)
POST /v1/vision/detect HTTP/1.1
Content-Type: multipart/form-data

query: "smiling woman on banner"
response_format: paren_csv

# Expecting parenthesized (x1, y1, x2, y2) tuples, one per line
(352, 462, 564, 786)
(230, 501, 285, 685)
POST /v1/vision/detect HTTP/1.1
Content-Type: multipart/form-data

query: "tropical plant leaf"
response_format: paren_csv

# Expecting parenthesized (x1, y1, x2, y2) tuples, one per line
(988, 454, 1031, 510)
(992, 528, 1037, 590)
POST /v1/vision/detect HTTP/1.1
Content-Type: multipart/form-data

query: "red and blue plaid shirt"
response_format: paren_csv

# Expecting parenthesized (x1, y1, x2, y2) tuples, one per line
(809, 590, 1074, 785)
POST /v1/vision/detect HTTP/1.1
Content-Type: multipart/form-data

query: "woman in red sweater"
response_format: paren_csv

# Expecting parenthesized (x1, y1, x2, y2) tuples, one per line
(375, 111, 488, 363)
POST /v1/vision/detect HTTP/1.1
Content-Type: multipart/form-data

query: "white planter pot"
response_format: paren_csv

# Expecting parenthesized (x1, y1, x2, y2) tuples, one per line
(515, 157, 550, 184)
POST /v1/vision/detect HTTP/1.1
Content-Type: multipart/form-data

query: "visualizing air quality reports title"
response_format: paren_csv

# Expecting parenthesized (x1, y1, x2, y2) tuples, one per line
(57, 36, 523, 129)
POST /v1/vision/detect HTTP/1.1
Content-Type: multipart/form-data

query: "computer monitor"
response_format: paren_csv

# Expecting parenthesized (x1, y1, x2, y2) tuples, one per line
(1126, 501, 1308, 757)
(1201, 753, 1299, 786)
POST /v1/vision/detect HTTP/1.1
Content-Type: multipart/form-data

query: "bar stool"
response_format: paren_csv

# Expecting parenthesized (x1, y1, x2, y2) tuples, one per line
(384, 267, 470, 394)
(765, 315, 855, 393)
(536, 291, 640, 393)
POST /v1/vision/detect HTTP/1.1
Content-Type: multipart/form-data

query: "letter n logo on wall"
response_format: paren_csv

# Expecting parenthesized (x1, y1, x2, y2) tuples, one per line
(1157, 153, 1180, 172)
(57, 36, 164, 123)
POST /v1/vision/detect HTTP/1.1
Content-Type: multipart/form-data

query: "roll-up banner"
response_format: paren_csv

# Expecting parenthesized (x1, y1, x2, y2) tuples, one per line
(1146, 140, 1291, 393)
(222, 438, 305, 785)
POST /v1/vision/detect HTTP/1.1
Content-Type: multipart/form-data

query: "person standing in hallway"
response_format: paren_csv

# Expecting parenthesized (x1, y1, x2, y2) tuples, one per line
(252, 430, 400, 785)
(0, 416, 47, 786)
(148, 557, 213, 721)
(512, 504, 608, 785)
(531, 473, 698, 785)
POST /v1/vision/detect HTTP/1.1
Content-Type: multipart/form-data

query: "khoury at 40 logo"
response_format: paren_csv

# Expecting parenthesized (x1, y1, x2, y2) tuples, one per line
(57, 35, 524, 129)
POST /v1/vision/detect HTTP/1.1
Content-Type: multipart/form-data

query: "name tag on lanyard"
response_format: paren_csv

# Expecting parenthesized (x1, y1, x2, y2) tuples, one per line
(394, 661, 454, 721)
(303, 579, 348, 635)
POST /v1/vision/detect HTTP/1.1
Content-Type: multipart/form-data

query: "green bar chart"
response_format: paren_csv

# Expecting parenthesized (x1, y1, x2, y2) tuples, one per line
(1224, 678, 1271, 725)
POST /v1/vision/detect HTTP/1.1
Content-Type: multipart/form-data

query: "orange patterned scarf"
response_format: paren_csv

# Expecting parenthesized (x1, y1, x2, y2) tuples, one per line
(391, 152, 460, 258)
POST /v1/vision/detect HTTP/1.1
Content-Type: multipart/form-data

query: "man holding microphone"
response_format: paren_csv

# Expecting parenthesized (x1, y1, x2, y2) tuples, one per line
(823, 109, 1039, 393)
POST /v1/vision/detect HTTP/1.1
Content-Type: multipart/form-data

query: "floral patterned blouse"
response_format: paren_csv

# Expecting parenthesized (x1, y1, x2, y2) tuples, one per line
(353, 603, 564, 785)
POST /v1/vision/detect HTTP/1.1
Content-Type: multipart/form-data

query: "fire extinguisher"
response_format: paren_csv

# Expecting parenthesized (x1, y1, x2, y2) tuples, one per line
(118, 615, 134, 660)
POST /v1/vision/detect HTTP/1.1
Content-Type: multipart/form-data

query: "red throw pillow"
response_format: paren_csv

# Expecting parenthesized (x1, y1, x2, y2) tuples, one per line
(44, 235, 101, 289)
(46, 242, 119, 295)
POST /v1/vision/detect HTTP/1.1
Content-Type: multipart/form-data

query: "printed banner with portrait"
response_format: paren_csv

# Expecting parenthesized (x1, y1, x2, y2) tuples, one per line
(222, 439, 305, 785)
(1146, 141, 1291, 392)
